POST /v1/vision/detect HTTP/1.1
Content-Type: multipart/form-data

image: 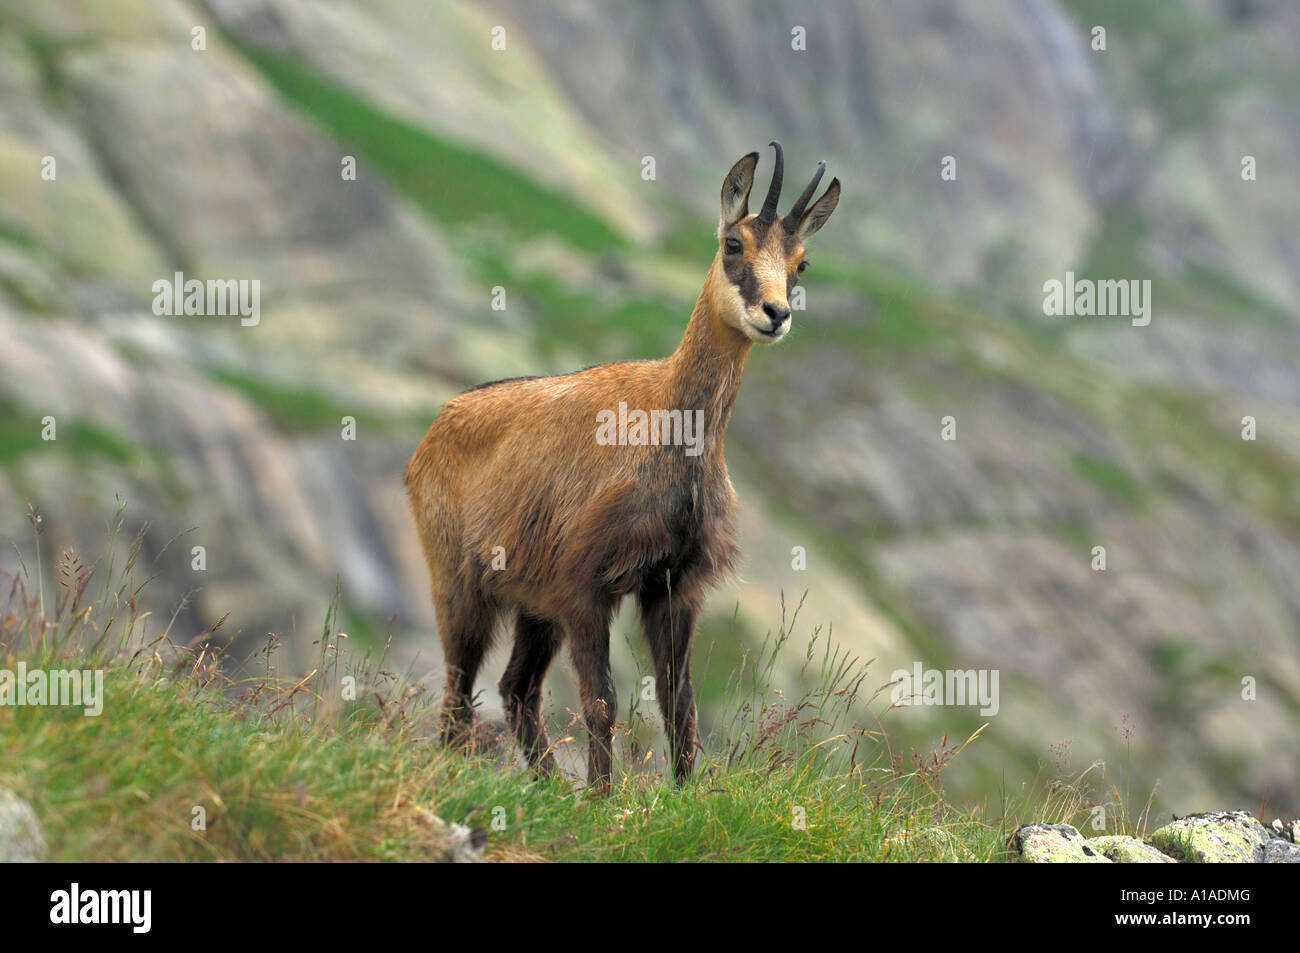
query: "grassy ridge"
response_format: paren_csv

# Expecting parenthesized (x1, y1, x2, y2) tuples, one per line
(0, 504, 1153, 863)
(0, 664, 991, 862)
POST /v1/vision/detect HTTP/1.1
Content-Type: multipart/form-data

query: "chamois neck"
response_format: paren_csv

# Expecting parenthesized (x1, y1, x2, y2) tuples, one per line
(666, 263, 751, 448)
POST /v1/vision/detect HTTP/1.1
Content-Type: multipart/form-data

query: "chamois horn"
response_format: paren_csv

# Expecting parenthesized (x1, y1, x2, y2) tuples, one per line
(755, 140, 784, 227)
(785, 160, 827, 232)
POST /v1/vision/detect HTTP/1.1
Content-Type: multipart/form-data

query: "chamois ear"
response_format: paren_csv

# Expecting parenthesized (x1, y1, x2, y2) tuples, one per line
(719, 152, 759, 230)
(796, 177, 840, 241)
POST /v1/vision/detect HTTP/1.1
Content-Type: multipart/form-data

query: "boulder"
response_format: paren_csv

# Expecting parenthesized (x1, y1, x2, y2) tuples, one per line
(1012, 823, 1110, 863)
(1089, 834, 1176, 863)
(1149, 811, 1272, 863)
(1262, 840, 1300, 863)
(0, 789, 47, 863)
(885, 827, 977, 862)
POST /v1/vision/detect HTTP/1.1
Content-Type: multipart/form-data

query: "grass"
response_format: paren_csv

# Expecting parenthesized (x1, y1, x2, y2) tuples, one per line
(206, 366, 439, 438)
(484, 262, 685, 363)
(207, 367, 360, 435)
(0, 395, 142, 467)
(1073, 204, 1291, 330)
(813, 259, 956, 354)
(1122, 384, 1300, 533)
(239, 47, 624, 256)
(1071, 452, 1143, 505)
(0, 218, 48, 256)
(0, 499, 1163, 863)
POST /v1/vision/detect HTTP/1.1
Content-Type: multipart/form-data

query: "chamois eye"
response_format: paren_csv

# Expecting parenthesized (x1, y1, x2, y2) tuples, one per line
(724, 237, 742, 255)
(797, 260, 808, 274)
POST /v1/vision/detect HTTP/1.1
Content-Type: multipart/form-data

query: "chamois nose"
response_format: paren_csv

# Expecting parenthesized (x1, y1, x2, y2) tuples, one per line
(762, 301, 791, 329)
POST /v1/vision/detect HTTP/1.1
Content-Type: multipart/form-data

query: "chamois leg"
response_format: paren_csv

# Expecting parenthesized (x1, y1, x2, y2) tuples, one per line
(640, 586, 701, 784)
(434, 585, 494, 749)
(498, 614, 560, 775)
(569, 616, 617, 795)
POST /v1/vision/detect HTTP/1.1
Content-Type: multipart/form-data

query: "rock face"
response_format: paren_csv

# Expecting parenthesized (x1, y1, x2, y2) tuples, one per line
(0, 789, 48, 863)
(1013, 812, 1300, 863)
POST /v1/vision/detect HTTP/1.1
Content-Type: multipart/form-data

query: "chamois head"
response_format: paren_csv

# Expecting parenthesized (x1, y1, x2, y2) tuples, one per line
(714, 140, 840, 343)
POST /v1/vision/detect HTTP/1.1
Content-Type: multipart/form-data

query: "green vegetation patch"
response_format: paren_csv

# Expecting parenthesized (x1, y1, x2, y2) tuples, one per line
(240, 48, 624, 255)
(1071, 452, 1142, 505)
(0, 396, 140, 467)
(207, 367, 363, 435)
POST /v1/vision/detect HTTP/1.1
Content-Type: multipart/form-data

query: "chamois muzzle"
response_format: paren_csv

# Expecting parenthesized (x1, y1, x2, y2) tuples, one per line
(762, 301, 792, 329)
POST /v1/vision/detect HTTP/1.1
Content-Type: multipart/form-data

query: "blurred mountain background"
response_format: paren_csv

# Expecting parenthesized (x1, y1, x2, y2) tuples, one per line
(0, 0, 1297, 814)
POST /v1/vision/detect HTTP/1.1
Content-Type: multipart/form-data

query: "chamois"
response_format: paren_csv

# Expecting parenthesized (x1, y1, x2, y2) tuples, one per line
(406, 142, 840, 793)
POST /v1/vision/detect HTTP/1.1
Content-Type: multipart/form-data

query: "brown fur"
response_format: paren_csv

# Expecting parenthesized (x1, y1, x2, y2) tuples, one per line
(406, 147, 839, 792)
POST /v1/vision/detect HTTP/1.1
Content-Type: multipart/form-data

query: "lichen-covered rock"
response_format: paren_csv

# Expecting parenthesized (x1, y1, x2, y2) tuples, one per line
(1149, 812, 1271, 863)
(1089, 835, 1176, 863)
(885, 827, 977, 862)
(1013, 823, 1111, 863)
(0, 789, 47, 863)
(1263, 840, 1300, 863)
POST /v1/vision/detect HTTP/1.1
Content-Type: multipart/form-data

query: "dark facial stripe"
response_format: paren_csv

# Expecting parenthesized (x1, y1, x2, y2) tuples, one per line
(722, 245, 762, 309)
